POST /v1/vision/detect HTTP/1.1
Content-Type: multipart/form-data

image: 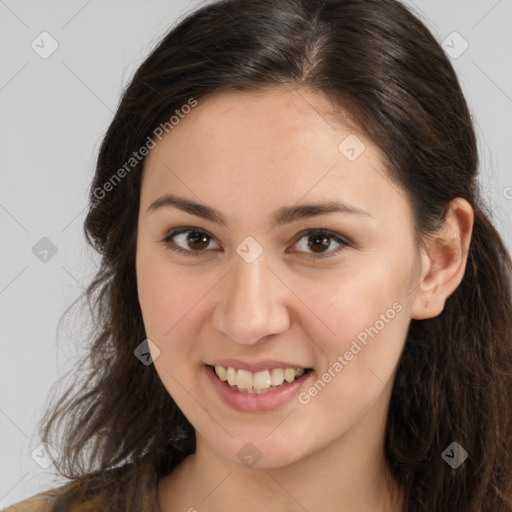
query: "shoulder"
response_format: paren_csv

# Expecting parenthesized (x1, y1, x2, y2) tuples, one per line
(1, 461, 162, 512)
(1, 487, 62, 512)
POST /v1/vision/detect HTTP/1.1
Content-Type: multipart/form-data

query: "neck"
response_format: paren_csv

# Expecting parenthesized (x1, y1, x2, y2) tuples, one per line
(158, 388, 404, 512)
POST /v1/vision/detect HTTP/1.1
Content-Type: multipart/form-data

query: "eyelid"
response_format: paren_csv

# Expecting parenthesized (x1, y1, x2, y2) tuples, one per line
(162, 226, 221, 254)
(287, 228, 352, 259)
(161, 226, 352, 259)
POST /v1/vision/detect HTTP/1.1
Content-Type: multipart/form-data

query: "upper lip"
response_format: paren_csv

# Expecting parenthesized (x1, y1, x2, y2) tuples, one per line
(207, 359, 311, 373)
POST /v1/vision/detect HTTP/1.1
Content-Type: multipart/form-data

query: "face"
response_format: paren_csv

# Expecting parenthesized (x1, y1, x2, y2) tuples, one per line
(136, 87, 420, 468)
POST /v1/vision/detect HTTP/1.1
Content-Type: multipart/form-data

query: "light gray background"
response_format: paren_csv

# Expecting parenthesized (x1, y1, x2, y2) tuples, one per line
(1, 0, 511, 508)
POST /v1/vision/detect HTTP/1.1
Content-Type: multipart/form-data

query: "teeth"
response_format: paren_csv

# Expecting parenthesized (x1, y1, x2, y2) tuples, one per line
(213, 365, 307, 393)
(216, 366, 227, 381)
(253, 370, 272, 390)
(226, 367, 237, 386)
(284, 369, 296, 383)
(236, 369, 253, 390)
(270, 368, 284, 386)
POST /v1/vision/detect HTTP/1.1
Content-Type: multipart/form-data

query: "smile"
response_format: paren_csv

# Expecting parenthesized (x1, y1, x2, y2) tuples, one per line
(205, 364, 314, 412)
(213, 365, 311, 393)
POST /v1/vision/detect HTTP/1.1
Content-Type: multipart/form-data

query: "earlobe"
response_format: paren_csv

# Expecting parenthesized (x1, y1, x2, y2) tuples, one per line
(411, 198, 474, 320)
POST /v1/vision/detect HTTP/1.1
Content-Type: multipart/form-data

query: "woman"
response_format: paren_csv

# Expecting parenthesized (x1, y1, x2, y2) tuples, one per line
(4, 0, 512, 510)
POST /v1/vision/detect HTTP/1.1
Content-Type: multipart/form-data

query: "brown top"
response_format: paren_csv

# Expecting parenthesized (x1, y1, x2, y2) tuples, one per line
(1, 488, 60, 512)
(1, 462, 162, 512)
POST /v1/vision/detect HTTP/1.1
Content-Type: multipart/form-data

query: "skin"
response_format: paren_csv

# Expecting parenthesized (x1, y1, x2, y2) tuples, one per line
(135, 87, 474, 512)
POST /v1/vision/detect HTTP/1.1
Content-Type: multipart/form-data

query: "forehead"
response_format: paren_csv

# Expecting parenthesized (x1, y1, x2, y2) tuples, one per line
(148, 87, 361, 157)
(143, 88, 380, 176)
(140, 87, 409, 227)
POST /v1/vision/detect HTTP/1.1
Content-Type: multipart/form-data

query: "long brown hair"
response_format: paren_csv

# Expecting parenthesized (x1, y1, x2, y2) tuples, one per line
(39, 0, 512, 510)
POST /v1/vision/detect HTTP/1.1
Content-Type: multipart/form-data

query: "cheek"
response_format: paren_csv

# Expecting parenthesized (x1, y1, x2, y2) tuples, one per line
(136, 248, 214, 375)
(296, 285, 409, 443)
(303, 253, 412, 405)
(308, 262, 409, 346)
(136, 261, 171, 336)
(136, 243, 189, 332)
(136, 255, 204, 402)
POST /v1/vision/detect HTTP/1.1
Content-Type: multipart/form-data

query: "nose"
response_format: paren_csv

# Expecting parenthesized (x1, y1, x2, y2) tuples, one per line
(211, 252, 290, 345)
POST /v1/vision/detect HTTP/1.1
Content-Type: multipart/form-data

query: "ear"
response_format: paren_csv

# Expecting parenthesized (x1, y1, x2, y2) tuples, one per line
(411, 198, 474, 320)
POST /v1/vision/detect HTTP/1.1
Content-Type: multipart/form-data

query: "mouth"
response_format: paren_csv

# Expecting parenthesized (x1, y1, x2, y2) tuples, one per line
(204, 362, 314, 412)
(208, 364, 313, 394)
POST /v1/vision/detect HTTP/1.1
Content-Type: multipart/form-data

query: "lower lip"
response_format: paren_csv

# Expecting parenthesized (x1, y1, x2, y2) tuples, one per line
(205, 365, 314, 413)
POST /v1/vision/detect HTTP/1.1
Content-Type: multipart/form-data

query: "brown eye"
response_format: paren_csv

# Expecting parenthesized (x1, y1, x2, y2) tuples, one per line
(187, 231, 210, 250)
(163, 227, 349, 260)
(162, 228, 220, 254)
(307, 233, 331, 253)
(292, 229, 350, 259)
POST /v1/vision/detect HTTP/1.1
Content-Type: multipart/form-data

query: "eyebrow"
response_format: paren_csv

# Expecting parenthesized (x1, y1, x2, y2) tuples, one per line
(146, 193, 372, 227)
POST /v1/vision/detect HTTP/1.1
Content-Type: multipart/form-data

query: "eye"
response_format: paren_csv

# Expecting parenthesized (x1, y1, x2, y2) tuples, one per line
(289, 229, 350, 259)
(161, 227, 350, 259)
(162, 227, 220, 255)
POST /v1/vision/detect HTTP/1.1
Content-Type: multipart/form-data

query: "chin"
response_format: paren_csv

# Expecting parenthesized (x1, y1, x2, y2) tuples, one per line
(211, 436, 309, 469)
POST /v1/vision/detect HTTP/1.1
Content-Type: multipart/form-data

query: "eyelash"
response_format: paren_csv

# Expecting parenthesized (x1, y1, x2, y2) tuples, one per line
(161, 227, 351, 260)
